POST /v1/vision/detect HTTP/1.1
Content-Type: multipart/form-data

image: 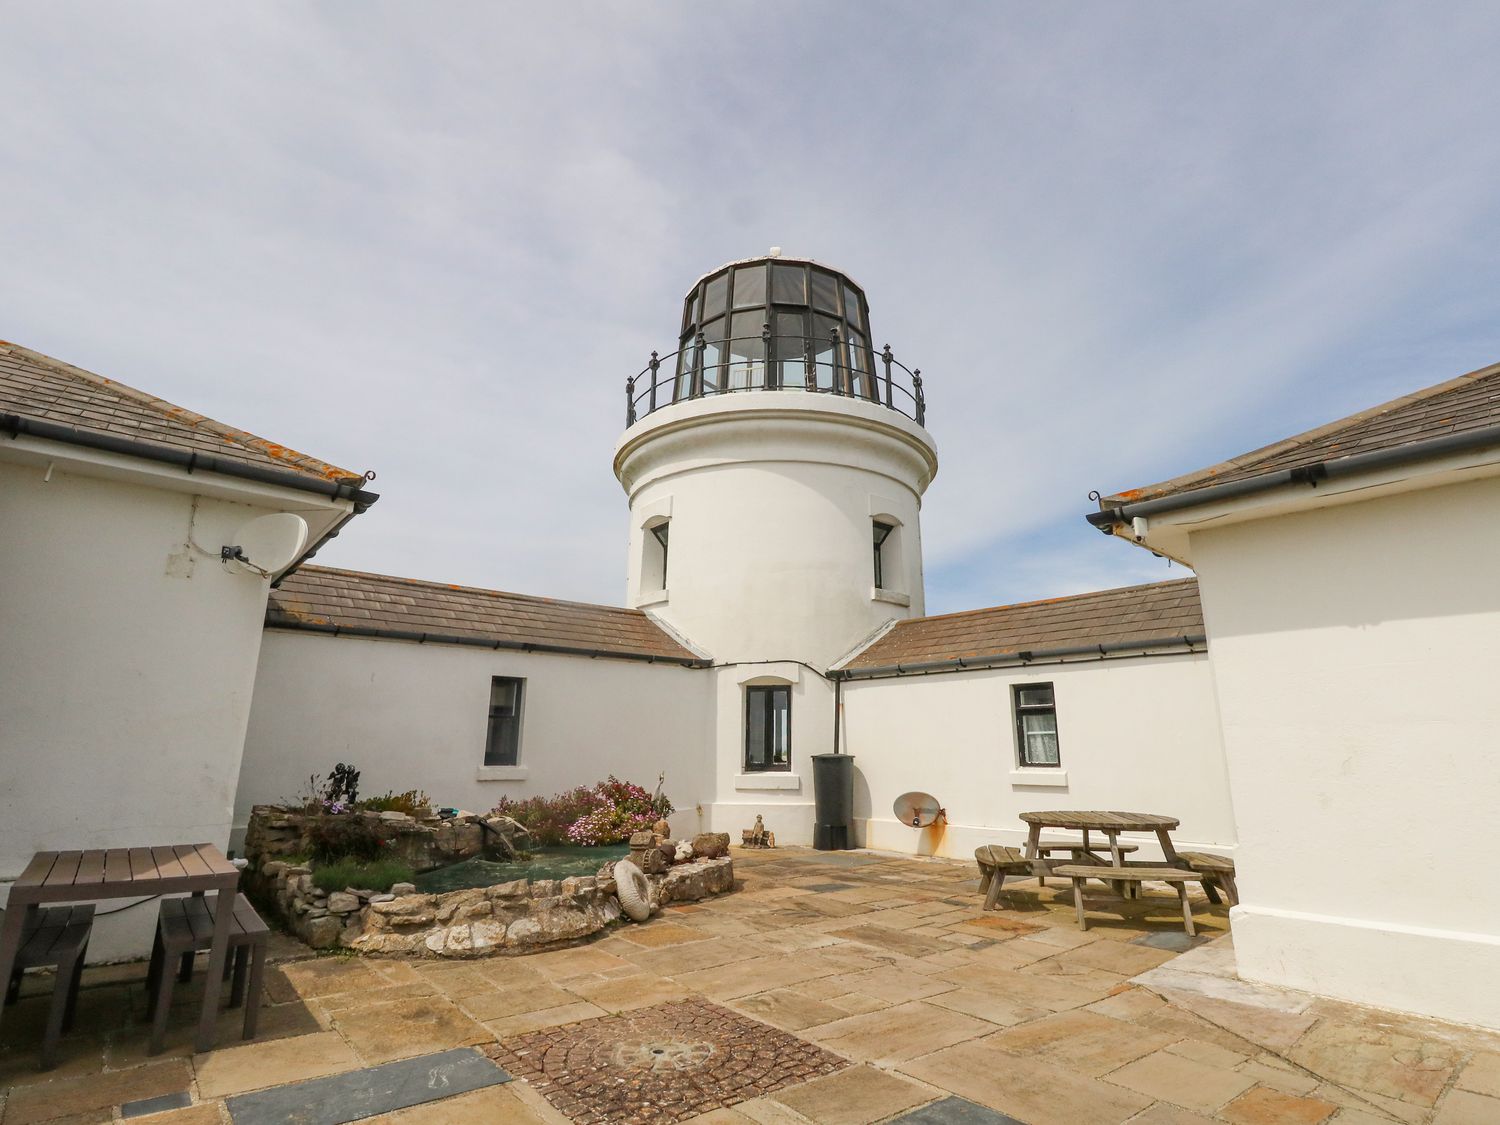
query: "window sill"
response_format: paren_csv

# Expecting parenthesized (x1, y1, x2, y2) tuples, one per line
(476, 765, 529, 782)
(871, 587, 911, 607)
(1009, 768, 1068, 788)
(734, 773, 801, 792)
(635, 588, 669, 609)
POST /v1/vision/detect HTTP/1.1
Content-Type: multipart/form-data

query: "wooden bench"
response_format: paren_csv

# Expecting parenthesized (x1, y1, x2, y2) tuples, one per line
(973, 845, 1033, 910)
(3, 905, 94, 1070)
(1176, 851, 1238, 906)
(1033, 839, 1138, 886)
(1052, 864, 1204, 935)
(146, 894, 268, 1054)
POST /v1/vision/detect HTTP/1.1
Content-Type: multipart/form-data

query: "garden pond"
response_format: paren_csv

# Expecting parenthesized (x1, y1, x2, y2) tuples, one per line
(413, 843, 630, 893)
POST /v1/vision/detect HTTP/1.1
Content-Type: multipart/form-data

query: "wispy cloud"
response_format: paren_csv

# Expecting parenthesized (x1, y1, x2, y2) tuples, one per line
(4, 3, 1499, 608)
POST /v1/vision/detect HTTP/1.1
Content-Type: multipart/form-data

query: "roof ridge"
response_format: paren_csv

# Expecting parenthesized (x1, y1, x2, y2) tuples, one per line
(886, 577, 1198, 628)
(0, 339, 363, 483)
(1104, 358, 1500, 504)
(292, 564, 651, 617)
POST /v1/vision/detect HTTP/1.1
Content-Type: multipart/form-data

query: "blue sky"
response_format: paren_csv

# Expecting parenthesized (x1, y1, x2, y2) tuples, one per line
(4, 3, 1499, 614)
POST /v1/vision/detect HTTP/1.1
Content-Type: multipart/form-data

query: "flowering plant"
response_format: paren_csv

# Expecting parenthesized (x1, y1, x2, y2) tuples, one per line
(495, 775, 673, 846)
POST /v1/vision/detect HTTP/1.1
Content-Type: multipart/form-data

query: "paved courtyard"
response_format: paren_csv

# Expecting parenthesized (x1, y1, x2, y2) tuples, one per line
(2, 847, 1498, 1124)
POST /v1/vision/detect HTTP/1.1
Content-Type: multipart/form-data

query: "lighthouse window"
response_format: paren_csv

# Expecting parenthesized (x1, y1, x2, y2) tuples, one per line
(810, 269, 841, 315)
(771, 262, 806, 304)
(844, 283, 864, 330)
(774, 310, 807, 388)
(745, 685, 791, 772)
(727, 311, 766, 390)
(872, 521, 895, 588)
(650, 522, 669, 586)
(731, 263, 766, 309)
(702, 272, 729, 322)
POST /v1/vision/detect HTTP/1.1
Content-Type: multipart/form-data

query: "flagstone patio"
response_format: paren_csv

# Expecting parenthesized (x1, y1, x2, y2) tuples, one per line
(2, 847, 1497, 1124)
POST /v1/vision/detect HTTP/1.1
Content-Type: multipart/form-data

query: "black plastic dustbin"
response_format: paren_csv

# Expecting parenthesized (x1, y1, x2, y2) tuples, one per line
(811, 753, 854, 851)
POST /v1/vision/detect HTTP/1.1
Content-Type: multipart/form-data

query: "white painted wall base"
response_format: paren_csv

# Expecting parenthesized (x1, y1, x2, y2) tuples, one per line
(704, 800, 815, 847)
(1233, 905, 1500, 1031)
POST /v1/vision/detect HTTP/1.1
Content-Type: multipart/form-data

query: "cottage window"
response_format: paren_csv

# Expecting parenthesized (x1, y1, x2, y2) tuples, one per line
(485, 677, 524, 766)
(744, 685, 791, 772)
(872, 521, 895, 589)
(1013, 683, 1060, 767)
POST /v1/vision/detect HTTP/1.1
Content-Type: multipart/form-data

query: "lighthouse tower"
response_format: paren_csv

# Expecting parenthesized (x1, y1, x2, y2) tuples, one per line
(614, 254, 938, 842)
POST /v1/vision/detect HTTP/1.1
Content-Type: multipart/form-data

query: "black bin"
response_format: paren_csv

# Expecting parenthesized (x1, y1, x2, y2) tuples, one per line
(811, 753, 854, 851)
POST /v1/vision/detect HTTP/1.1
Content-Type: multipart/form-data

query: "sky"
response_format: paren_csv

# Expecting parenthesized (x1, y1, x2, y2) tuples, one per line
(4, 3, 1500, 614)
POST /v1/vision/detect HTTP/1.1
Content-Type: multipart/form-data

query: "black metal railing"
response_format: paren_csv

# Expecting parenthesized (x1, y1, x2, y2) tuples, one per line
(626, 330, 926, 427)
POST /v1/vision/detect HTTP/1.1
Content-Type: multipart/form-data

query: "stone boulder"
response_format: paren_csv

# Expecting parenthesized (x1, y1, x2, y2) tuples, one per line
(691, 833, 731, 860)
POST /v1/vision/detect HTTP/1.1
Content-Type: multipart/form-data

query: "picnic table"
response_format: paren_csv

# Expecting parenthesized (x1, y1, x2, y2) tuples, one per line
(0, 844, 240, 1052)
(1020, 810, 1183, 896)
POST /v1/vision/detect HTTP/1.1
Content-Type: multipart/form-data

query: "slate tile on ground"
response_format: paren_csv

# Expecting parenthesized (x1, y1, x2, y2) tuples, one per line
(225, 1047, 508, 1125)
(890, 1096, 1026, 1123)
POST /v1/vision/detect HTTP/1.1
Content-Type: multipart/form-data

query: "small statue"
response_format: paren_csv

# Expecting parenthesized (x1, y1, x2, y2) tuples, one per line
(653, 818, 671, 838)
(741, 814, 773, 849)
(674, 840, 694, 863)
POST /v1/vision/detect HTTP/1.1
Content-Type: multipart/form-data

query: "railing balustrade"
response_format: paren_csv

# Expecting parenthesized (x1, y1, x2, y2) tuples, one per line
(626, 332, 926, 428)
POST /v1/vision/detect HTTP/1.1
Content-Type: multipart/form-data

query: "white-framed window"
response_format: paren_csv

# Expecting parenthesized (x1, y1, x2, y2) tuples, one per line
(485, 677, 525, 766)
(1012, 682, 1060, 767)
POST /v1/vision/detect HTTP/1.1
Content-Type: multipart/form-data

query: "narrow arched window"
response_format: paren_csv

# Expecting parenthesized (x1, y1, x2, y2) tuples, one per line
(872, 520, 895, 589)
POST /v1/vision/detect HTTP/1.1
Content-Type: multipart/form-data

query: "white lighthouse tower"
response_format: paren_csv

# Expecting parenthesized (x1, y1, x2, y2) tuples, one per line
(614, 254, 938, 843)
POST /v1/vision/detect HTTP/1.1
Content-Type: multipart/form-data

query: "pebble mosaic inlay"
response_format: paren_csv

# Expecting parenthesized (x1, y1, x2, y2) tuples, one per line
(487, 997, 848, 1123)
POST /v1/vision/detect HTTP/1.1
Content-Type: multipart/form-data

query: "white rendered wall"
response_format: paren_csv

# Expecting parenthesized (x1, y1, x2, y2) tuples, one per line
(839, 653, 1235, 861)
(0, 458, 298, 961)
(1190, 475, 1500, 1029)
(615, 394, 938, 668)
(238, 632, 716, 841)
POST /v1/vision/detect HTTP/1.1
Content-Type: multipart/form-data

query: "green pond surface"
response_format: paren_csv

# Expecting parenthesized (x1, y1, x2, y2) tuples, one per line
(414, 844, 630, 893)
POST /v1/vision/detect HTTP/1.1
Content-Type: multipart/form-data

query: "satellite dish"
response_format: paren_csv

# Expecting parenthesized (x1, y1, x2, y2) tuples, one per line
(226, 513, 308, 574)
(893, 791, 945, 829)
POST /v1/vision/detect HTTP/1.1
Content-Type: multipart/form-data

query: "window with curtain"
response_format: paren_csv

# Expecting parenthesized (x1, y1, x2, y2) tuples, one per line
(744, 685, 791, 772)
(1012, 683, 1060, 766)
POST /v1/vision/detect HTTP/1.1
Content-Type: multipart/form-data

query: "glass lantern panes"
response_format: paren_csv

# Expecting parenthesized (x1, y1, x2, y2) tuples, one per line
(668, 257, 877, 414)
(726, 310, 766, 390)
(731, 264, 766, 309)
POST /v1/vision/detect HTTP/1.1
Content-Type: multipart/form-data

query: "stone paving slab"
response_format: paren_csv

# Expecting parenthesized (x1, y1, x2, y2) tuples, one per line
(224, 1047, 510, 1125)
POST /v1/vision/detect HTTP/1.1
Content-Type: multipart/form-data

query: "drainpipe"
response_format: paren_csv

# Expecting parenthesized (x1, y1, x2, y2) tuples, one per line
(832, 677, 843, 755)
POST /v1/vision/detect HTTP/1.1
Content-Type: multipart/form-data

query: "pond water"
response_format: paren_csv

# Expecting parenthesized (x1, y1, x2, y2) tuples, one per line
(414, 844, 630, 894)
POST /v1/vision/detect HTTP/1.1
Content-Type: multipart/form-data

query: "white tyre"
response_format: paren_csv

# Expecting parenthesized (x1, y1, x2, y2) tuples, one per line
(613, 858, 652, 922)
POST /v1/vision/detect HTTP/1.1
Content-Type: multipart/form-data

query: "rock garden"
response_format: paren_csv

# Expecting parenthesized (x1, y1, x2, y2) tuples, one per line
(243, 767, 734, 956)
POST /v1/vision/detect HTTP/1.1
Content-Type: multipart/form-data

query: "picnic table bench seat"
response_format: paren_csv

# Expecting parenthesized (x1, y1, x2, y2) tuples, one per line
(973, 845, 1033, 910)
(1174, 851, 1238, 906)
(3, 905, 94, 1070)
(146, 894, 268, 1054)
(1052, 864, 1206, 935)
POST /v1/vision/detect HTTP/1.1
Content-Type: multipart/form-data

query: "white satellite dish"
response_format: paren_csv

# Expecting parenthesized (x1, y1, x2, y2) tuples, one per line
(226, 513, 308, 574)
(893, 791, 946, 829)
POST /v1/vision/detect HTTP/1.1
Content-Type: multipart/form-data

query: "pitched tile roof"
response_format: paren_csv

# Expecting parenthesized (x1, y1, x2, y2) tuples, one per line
(267, 566, 705, 665)
(842, 578, 1203, 670)
(1103, 359, 1500, 506)
(0, 340, 363, 485)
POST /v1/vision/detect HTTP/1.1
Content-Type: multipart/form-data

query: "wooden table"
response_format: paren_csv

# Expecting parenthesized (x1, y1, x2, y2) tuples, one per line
(0, 844, 240, 1052)
(1020, 811, 1183, 896)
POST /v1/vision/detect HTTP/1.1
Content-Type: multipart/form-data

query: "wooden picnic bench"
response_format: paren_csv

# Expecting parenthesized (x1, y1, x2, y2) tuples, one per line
(1033, 839, 1138, 887)
(1176, 851, 1238, 906)
(973, 846, 1032, 910)
(1054, 864, 1205, 935)
(0, 844, 241, 1053)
